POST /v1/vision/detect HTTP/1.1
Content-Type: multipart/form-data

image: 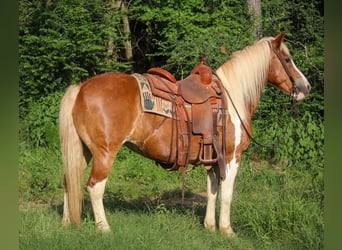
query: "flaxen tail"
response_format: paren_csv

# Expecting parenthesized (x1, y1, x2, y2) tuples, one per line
(59, 85, 85, 227)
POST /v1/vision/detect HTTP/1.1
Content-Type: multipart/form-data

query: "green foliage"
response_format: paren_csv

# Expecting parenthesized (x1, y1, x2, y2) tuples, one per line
(250, 98, 324, 171)
(130, 0, 254, 76)
(20, 91, 63, 148)
(19, 0, 130, 114)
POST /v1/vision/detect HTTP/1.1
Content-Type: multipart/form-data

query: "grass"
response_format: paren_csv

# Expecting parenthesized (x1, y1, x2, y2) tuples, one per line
(19, 204, 256, 250)
(19, 143, 324, 249)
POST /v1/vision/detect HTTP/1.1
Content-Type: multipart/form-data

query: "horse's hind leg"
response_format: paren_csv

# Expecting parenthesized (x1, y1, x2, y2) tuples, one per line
(87, 178, 110, 232)
(87, 151, 117, 232)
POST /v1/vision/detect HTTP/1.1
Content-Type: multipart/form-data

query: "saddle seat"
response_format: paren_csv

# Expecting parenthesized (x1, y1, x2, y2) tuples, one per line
(143, 59, 227, 180)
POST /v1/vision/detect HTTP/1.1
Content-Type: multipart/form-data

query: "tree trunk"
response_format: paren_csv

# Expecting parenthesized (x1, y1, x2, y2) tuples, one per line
(107, 0, 118, 64)
(116, 0, 133, 61)
(247, 0, 262, 39)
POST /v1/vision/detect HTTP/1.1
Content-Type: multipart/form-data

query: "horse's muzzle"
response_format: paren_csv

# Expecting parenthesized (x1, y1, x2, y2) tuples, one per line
(294, 78, 311, 101)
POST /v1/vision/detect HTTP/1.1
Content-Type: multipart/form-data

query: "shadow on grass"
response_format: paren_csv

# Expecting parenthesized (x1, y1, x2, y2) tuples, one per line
(52, 188, 208, 224)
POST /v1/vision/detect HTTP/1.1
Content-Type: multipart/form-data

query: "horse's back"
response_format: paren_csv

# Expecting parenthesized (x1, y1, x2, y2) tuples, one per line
(78, 72, 138, 97)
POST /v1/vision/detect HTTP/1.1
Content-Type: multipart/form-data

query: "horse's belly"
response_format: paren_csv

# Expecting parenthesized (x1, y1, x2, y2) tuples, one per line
(125, 113, 202, 164)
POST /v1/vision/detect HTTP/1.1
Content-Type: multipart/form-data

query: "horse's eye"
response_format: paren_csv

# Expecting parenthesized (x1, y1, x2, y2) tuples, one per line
(285, 58, 291, 63)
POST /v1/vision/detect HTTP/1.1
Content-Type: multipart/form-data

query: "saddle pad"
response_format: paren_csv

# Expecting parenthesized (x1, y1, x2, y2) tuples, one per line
(132, 73, 174, 118)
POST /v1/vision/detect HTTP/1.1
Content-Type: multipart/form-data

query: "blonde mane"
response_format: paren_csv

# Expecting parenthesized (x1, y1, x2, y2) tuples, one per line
(216, 37, 275, 121)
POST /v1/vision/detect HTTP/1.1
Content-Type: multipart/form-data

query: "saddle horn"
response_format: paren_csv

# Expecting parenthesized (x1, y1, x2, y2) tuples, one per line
(190, 57, 212, 85)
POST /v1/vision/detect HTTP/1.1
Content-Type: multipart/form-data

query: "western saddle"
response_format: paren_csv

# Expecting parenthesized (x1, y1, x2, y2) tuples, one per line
(144, 58, 227, 180)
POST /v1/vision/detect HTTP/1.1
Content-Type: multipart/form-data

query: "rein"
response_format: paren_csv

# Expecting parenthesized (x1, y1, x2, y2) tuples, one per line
(210, 69, 274, 149)
(218, 75, 275, 149)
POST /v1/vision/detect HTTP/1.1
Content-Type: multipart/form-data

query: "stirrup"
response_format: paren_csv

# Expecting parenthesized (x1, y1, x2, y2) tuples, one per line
(199, 138, 218, 165)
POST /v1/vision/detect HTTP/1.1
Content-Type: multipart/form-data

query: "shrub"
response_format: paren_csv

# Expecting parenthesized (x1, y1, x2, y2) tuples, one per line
(271, 111, 322, 170)
(20, 91, 63, 148)
(248, 88, 323, 173)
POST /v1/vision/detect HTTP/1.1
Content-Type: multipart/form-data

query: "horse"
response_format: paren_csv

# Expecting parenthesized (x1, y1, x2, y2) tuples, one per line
(59, 32, 311, 235)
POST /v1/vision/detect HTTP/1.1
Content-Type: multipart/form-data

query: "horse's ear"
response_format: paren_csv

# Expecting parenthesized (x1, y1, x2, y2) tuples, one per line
(272, 32, 286, 50)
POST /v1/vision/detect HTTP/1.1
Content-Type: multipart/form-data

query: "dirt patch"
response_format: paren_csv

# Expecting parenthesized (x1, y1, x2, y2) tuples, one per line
(19, 201, 50, 211)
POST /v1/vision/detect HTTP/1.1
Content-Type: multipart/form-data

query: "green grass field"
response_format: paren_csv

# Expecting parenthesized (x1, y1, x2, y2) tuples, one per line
(19, 144, 323, 249)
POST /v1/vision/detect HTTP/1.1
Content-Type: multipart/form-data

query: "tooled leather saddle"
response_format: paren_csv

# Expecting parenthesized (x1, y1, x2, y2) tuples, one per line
(144, 58, 227, 180)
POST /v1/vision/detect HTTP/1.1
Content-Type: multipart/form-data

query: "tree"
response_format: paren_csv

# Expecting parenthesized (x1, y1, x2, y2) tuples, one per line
(247, 0, 262, 39)
(116, 0, 133, 62)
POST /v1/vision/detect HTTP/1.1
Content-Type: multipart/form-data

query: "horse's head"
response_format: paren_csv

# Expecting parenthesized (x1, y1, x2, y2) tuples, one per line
(267, 32, 311, 101)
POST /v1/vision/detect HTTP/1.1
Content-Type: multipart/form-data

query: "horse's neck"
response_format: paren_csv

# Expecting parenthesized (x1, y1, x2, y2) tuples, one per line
(216, 43, 270, 122)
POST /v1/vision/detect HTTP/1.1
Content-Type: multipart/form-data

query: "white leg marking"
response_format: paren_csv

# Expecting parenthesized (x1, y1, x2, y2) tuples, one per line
(87, 178, 111, 232)
(62, 191, 71, 226)
(219, 117, 242, 236)
(219, 160, 239, 236)
(204, 170, 218, 231)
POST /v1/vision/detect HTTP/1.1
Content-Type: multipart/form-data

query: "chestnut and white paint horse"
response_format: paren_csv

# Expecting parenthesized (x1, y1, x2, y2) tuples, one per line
(59, 33, 311, 235)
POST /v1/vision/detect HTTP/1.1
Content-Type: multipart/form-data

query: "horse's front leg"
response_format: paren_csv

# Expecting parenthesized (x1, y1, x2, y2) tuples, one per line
(204, 168, 219, 232)
(219, 160, 240, 236)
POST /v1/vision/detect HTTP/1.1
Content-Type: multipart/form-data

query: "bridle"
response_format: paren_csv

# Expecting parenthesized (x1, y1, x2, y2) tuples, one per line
(268, 41, 298, 114)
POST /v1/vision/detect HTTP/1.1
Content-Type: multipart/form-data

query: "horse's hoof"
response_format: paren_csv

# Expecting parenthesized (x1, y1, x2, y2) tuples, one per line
(204, 221, 216, 232)
(219, 227, 237, 237)
(205, 225, 216, 232)
(96, 225, 111, 233)
(62, 218, 71, 227)
(96, 228, 111, 233)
